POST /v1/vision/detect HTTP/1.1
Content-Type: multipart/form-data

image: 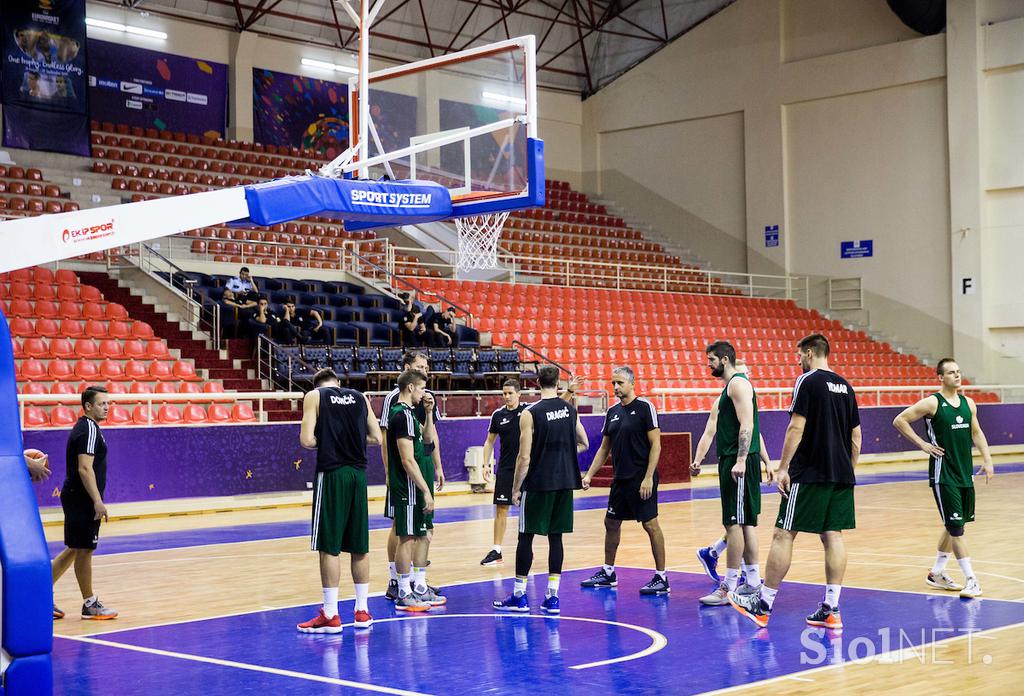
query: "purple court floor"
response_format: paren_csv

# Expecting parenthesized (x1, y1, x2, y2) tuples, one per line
(53, 567, 1024, 695)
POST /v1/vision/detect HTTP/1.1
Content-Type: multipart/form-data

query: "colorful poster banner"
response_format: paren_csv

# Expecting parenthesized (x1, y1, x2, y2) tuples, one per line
(87, 39, 228, 138)
(1, 0, 89, 155)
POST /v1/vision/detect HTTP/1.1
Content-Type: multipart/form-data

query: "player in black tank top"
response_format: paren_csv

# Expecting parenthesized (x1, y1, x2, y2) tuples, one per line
(493, 366, 589, 615)
(297, 369, 383, 634)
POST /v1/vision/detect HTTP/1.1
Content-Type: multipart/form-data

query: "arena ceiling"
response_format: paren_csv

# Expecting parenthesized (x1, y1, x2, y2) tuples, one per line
(102, 0, 735, 95)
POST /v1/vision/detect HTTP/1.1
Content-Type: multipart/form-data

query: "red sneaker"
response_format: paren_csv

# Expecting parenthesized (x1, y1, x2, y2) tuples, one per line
(297, 608, 342, 634)
(353, 609, 374, 628)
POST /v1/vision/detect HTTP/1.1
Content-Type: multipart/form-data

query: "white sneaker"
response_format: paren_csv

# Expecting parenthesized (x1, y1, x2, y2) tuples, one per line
(959, 577, 982, 599)
(699, 582, 730, 606)
(926, 572, 963, 591)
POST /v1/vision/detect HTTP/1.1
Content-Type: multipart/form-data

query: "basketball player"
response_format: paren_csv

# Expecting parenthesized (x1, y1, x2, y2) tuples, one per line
(579, 366, 668, 594)
(729, 334, 860, 629)
(892, 358, 994, 598)
(493, 366, 588, 614)
(51, 386, 118, 620)
(296, 368, 383, 633)
(692, 361, 774, 585)
(379, 351, 444, 602)
(480, 375, 584, 566)
(387, 369, 437, 612)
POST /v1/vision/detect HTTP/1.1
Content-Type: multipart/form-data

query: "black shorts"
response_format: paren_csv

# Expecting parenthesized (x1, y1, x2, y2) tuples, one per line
(493, 467, 514, 506)
(606, 474, 658, 523)
(62, 495, 101, 550)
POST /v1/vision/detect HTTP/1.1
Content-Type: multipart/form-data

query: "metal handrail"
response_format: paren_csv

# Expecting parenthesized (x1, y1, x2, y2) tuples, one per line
(256, 334, 322, 392)
(511, 339, 573, 378)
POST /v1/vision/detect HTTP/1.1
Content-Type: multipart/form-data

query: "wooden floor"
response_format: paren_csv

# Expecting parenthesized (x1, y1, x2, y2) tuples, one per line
(49, 461, 1024, 693)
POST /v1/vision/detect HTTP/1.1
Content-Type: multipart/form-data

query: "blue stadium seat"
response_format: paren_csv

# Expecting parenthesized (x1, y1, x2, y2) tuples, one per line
(498, 349, 520, 373)
(328, 294, 357, 308)
(298, 279, 325, 293)
(354, 294, 383, 309)
(380, 347, 403, 372)
(429, 348, 453, 372)
(453, 349, 474, 379)
(332, 307, 364, 323)
(323, 321, 358, 346)
(269, 290, 292, 304)
(330, 346, 353, 375)
(378, 295, 403, 310)
(477, 349, 497, 374)
(456, 324, 480, 347)
(362, 308, 391, 324)
(350, 322, 393, 346)
(301, 346, 330, 369)
(273, 345, 303, 382)
(353, 347, 380, 375)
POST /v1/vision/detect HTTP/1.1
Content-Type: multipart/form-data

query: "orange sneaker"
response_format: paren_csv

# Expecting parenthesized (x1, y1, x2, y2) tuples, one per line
(727, 589, 771, 628)
(297, 608, 342, 634)
(805, 602, 843, 630)
(353, 610, 374, 628)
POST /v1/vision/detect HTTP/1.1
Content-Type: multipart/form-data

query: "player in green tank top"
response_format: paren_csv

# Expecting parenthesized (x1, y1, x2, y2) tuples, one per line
(689, 342, 772, 606)
(893, 358, 994, 599)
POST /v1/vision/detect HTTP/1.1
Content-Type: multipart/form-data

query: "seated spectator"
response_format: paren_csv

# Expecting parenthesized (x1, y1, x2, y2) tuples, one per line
(400, 295, 423, 347)
(412, 319, 430, 347)
(277, 301, 329, 345)
(430, 306, 459, 347)
(246, 295, 280, 341)
(225, 266, 259, 303)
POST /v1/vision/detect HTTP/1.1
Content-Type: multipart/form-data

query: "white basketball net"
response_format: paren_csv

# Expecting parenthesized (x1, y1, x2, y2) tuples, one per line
(454, 212, 509, 271)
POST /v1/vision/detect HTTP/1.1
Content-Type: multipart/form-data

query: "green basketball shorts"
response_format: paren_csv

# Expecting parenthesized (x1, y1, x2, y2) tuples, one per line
(311, 467, 369, 555)
(776, 482, 855, 534)
(718, 454, 762, 527)
(518, 489, 574, 536)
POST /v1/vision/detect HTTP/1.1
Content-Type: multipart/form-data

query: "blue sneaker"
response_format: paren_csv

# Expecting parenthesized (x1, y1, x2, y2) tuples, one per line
(697, 547, 721, 583)
(541, 595, 560, 615)
(492, 593, 530, 612)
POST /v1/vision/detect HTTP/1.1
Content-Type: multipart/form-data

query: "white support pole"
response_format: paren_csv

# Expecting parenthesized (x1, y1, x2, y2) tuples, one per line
(358, 0, 372, 180)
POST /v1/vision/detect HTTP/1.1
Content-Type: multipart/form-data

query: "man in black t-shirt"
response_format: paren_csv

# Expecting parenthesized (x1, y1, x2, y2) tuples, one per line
(479, 379, 529, 567)
(296, 368, 383, 634)
(51, 386, 118, 620)
(429, 306, 458, 347)
(580, 366, 667, 595)
(730, 334, 862, 631)
(493, 366, 588, 615)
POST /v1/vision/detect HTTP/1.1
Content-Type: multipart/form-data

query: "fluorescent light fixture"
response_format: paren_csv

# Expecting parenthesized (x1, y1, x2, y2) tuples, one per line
(301, 58, 358, 75)
(86, 17, 167, 39)
(482, 91, 527, 108)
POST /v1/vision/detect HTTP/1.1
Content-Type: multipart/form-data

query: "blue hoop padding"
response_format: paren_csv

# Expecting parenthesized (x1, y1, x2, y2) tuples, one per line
(236, 176, 452, 227)
(0, 308, 53, 694)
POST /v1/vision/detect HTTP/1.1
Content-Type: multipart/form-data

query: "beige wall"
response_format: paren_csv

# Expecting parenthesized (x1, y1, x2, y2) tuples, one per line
(583, 0, 1024, 382)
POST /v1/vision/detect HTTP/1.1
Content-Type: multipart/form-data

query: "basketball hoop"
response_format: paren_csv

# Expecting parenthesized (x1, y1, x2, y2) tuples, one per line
(454, 212, 509, 271)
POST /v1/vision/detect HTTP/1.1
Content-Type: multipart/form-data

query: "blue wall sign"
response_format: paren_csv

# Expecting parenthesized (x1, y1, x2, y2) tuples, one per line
(841, 240, 873, 258)
(764, 224, 779, 248)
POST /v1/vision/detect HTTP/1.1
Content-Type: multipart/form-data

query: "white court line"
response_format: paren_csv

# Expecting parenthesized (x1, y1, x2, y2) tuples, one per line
(328, 613, 667, 670)
(73, 564, 598, 638)
(56, 634, 430, 696)
(695, 620, 1024, 696)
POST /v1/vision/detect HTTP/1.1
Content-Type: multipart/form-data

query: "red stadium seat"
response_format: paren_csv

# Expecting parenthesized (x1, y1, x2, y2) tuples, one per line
(99, 359, 126, 381)
(84, 320, 108, 339)
(150, 362, 173, 380)
(22, 406, 48, 428)
(74, 338, 100, 359)
(82, 303, 106, 320)
(33, 284, 56, 301)
(155, 382, 178, 394)
(182, 404, 208, 424)
(105, 303, 128, 321)
(172, 362, 200, 381)
(106, 404, 132, 426)
(11, 337, 23, 359)
(9, 299, 33, 317)
(57, 284, 80, 301)
(145, 341, 170, 360)
(48, 359, 74, 381)
(50, 382, 79, 395)
(20, 382, 47, 398)
(22, 337, 49, 358)
(49, 406, 78, 427)
(207, 403, 231, 423)
(18, 358, 47, 381)
(79, 285, 102, 302)
(131, 322, 155, 339)
(9, 317, 33, 337)
(132, 404, 156, 425)
(202, 382, 225, 394)
(98, 339, 124, 359)
(130, 382, 154, 394)
(55, 269, 78, 285)
(58, 319, 83, 338)
(49, 338, 74, 359)
(157, 404, 183, 425)
(105, 381, 130, 394)
(124, 360, 149, 381)
(107, 321, 132, 339)
(73, 360, 100, 382)
(179, 382, 202, 394)
(122, 339, 146, 359)
(230, 403, 257, 423)
(58, 301, 83, 319)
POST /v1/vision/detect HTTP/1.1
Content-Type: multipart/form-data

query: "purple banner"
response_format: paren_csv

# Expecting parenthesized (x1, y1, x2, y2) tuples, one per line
(87, 39, 227, 138)
(1, 0, 89, 155)
(25, 404, 1024, 507)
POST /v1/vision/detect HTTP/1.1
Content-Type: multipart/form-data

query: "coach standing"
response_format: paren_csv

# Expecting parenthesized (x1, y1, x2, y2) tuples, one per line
(51, 386, 118, 620)
(728, 334, 860, 630)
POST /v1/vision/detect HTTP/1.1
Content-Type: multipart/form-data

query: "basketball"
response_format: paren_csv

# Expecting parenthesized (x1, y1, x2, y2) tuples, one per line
(24, 448, 47, 461)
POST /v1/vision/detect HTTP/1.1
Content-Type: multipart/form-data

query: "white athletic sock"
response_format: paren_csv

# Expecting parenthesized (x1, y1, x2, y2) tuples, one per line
(547, 574, 560, 597)
(958, 557, 975, 580)
(413, 567, 427, 594)
(656, 569, 667, 580)
(931, 551, 951, 575)
(760, 585, 778, 609)
(603, 564, 615, 576)
(725, 568, 741, 591)
(745, 564, 762, 587)
(354, 583, 369, 613)
(824, 584, 842, 608)
(388, 562, 397, 582)
(322, 587, 339, 618)
(514, 576, 527, 597)
(492, 545, 502, 554)
(84, 595, 97, 607)
(398, 573, 412, 598)
(711, 538, 728, 557)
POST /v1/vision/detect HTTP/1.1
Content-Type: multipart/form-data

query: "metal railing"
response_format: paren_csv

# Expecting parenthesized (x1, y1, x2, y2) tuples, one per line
(256, 334, 323, 392)
(651, 384, 1022, 412)
(130, 241, 222, 349)
(828, 277, 863, 311)
(511, 339, 573, 377)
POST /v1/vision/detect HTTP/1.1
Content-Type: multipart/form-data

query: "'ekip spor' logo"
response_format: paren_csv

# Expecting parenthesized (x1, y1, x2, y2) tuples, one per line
(61, 220, 116, 244)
